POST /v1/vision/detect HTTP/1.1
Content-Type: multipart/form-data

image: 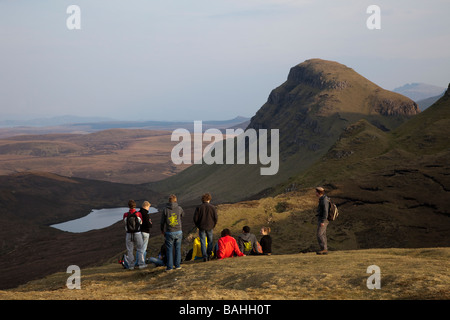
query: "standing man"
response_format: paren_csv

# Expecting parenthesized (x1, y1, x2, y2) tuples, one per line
(123, 200, 146, 269)
(160, 194, 184, 271)
(135, 200, 152, 266)
(193, 193, 218, 262)
(315, 187, 329, 255)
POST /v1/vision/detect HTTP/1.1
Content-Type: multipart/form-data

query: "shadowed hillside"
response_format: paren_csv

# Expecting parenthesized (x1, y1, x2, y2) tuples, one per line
(271, 84, 450, 249)
(150, 59, 419, 204)
(0, 172, 164, 289)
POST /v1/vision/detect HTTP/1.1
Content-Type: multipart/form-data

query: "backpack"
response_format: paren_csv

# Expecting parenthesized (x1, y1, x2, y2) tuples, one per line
(255, 241, 263, 254)
(327, 198, 339, 221)
(126, 211, 141, 233)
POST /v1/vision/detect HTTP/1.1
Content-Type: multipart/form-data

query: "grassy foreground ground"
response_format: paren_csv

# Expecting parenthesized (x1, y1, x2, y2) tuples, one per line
(1, 247, 448, 300)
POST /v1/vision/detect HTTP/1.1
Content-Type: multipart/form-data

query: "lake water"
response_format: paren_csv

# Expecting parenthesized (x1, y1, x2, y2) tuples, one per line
(51, 207, 158, 233)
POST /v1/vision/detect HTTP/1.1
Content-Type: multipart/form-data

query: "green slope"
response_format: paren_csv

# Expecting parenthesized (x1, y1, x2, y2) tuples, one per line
(267, 84, 450, 249)
(149, 59, 419, 204)
(392, 84, 450, 154)
(282, 83, 450, 189)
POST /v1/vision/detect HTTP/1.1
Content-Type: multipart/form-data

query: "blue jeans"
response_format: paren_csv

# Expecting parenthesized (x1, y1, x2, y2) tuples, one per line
(148, 257, 165, 267)
(199, 229, 214, 259)
(165, 231, 182, 270)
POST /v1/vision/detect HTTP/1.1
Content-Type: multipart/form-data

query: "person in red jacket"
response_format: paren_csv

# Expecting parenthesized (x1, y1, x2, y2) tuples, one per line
(216, 228, 245, 260)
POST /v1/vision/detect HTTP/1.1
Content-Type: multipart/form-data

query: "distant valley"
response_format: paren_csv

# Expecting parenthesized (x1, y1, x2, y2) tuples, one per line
(0, 129, 185, 184)
(0, 117, 249, 184)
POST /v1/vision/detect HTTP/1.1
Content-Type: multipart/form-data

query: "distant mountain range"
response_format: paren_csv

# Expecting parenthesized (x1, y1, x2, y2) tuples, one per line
(0, 115, 114, 128)
(0, 115, 250, 128)
(393, 83, 446, 110)
(0, 116, 251, 139)
(70, 116, 251, 131)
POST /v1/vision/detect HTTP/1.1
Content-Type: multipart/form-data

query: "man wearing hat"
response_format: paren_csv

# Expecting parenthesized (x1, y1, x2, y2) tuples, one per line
(315, 187, 329, 255)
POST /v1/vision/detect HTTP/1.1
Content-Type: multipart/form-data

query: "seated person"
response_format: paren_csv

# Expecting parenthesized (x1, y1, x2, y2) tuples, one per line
(216, 229, 245, 260)
(191, 236, 214, 260)
(147, 244, 176, 267)
(237, 226, 259, 255)
(260, 226, 272, 255)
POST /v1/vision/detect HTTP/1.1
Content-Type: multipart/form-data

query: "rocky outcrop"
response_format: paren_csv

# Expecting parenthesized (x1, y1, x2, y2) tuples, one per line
(287, 63, 351, 91)
(373, 98, 420, 116)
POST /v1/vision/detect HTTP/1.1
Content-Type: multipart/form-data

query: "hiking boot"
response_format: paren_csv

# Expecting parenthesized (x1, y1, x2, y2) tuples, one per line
(175, 266, 182, 270)
(139, 264, 148, 269)
(316, 250, 328, 255)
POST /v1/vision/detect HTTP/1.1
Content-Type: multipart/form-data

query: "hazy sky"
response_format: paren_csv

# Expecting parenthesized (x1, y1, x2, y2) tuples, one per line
(1, 0, 449, 121)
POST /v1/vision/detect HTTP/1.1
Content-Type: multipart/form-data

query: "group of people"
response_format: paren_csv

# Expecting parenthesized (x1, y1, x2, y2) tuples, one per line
(121, 186, 330, 271)
(216, 226, 272, 260)
(121, 199, 152, 269)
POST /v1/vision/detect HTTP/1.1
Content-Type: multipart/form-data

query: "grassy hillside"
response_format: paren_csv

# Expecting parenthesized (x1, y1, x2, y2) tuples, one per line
(1, 247, 448, 300)
(275, 84, 450, 198)
(267, 85, 450, 249)
(1, 184, 448, 300)
(392, 84, 450, 154)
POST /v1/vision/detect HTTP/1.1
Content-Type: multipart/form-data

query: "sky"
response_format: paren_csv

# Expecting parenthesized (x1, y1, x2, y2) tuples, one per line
(1, 0, 449, 122)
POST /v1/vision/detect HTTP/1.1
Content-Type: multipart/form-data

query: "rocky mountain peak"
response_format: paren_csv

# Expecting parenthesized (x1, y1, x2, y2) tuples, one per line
(286, 59, 352, 91)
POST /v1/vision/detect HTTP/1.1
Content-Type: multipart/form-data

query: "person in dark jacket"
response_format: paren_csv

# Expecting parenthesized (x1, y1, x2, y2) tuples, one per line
(259, 227, 272, 255)
(237, 226, 259, 255)
(315, 187, 329, 255)
(160, 194, 184, 271)
(135, 201, 152, 266)
(193, 193, 218, 262)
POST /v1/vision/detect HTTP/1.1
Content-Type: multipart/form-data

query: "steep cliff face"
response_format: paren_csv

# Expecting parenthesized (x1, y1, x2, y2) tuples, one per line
(372, 97, 419, 116)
